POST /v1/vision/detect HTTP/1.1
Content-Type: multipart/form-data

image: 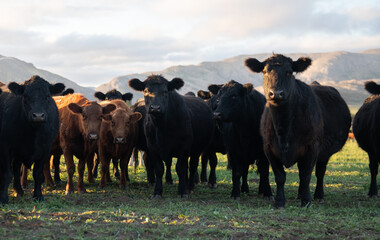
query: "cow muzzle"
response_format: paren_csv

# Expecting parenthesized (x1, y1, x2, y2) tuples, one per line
(32, 112, 46, 122)
(149, 105, 161, 114)
(114, 137, 126, 144)
(213, 112, 222, 120)
(268, 90, 285, 101)
(87, 133, 99, 141)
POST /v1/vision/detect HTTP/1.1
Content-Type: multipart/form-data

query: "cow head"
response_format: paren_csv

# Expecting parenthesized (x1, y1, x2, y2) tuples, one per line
(129, 75, 184, 118)
(103, 108, 142, 144)
(8, 75, 65, 123)
(245, 54, 311, 106)
(198, 84, 223, 112)
(68, 101, 116, 141)
(213, 80, 252, 122)
(94, 89, 133, 102)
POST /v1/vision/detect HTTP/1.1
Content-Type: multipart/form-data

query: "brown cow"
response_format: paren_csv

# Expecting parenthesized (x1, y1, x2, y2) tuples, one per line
(98, 99, 141, 188)
(59, 94, 116, 194)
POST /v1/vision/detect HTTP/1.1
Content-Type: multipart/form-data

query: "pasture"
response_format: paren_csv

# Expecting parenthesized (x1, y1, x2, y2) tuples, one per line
(1, 141, 379, 239)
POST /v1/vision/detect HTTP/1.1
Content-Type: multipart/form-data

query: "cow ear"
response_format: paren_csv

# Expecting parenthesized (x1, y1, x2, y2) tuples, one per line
(8, 82, 25, 95)
(243, 83, 253, 94)
(208, 84, 221, 95)
(50, 83, 65, 95)
(365, 81, 380, 95)
(103, 104, 116, 114)
(0, 88, 2, 94)
(122, 92, 133, 101)
(129, 78, 145, 91)
(292, 57, 312, 73)
(130, 112, 142, 123)
(197, 90, 211, 100)
(62, 88, 74, 95)
(94, 92, 106, 101)
(168, 78, 184, 91)
(245, 58, 265, 73)
(68, 103, 83, 114)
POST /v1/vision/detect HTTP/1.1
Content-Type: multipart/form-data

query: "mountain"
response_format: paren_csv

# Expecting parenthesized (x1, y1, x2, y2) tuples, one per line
(96, 50, 380, 106)
(0, 55, 94, 99)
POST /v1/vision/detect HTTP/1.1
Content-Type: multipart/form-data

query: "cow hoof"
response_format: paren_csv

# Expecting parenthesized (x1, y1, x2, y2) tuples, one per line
(65, 190, 74, 195)
(179, 194, 188, 199)
(119, 185, 126, 190)
(151, 195, 162, 199)
(274, 202, 285, 209)
(78, 189, 87, 194)
(33, 195, 44, 202)
(367, 194, 378, 198)
(208, 183, 217, 189)
(231, 196, 240, 201)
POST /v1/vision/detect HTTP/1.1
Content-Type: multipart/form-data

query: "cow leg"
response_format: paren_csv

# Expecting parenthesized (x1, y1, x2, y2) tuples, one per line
(165, 158, 173, 185)
(208, 152, 217, 189)
(200, 153, 208, 184)
(119, 152, 132, 189)
(112, 158, 121, 180)
(99, 154, 111, 189)
(13, 160, 24, 197)
(368, 153, 379, 197)
(297, 159, 315, 207)
(63, 152, 75, 194)
(0, 157, 12, 204)
(43, 158, 55, 187)
(270, 157, 286, 208)
(176, 156, 189, 198)
(241, 164, 249, 194)
(77, 157, 87, 193)
(20, 164, 29, 188)
(152, 154, 164, 198)
(257, 157, 272, 198)
(314, 160, 327, 201)
(144, 152, 155, 186)
(189, 155, 199, 193)
(86, 155, 95, 183)
(52, 155, 61, 183)
(32, 156, 49, 202)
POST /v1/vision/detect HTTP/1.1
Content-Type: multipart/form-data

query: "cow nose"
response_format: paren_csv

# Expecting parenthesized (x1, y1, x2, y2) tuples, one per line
(213, 112, 222, 119)
(32, 112, 46, 122)
(114, 137, 125, 144)
(269, 90, 284, 100)
(88, 133, 99, 140)
(149, 105, 161, 113)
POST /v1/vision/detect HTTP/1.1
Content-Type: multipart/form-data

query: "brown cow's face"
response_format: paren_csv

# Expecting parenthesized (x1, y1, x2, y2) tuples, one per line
(107, 109, 142, 144)
(69, 102, 116, 141)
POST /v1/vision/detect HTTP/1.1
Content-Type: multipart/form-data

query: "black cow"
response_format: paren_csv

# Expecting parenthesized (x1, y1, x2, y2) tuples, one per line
(131, 99, 173, 186)
(93, 89, 134, 180)
(210, 80, 272, 199)
(0, 75, 65, 204)
(129, 75, 214, 198)
(197, 86, 227, 188)
(353, 81, 380, 197)
(94, 89, 133, 103)
(245, 54, 351, 207)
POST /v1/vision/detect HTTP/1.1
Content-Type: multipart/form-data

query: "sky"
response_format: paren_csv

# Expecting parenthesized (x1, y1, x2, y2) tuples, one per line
(0, 0, 379, 87)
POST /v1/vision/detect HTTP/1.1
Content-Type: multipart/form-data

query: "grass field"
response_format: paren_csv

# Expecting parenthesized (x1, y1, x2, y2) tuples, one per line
(1, 141, 379, 239)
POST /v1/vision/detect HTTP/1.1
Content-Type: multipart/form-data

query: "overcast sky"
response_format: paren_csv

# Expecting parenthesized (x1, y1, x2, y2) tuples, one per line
(1, 0, 379, 87)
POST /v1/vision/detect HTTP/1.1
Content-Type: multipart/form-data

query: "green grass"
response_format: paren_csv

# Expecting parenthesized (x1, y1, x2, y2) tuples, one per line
(1, 141, 379, 239)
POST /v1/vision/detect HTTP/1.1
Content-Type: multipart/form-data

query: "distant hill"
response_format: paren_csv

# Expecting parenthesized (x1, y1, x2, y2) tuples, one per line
(0, 55, 94, 99)
(96, 50, 380, 106)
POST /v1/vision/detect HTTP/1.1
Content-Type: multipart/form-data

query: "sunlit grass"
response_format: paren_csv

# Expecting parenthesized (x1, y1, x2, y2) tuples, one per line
(1, 140, 379, 239)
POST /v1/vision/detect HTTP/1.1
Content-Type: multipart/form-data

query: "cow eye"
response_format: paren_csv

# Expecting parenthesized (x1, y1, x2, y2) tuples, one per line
(99, 116, 102, 121)
(286, 71, 292, 76)
(111, 121, 115, 126)
(82, 115, 87, 120)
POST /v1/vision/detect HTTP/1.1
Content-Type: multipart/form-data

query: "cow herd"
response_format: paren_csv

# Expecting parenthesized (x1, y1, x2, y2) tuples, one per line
(0, 54, 378, 208)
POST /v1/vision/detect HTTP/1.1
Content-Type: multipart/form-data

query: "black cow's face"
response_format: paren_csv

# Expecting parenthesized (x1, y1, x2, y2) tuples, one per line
(213, 81, 252, 122)
(8, 75, 65, 123)
(245, 54, 311, 106)
(129, 75, 184, 118)
(94, 90, 133, 102)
